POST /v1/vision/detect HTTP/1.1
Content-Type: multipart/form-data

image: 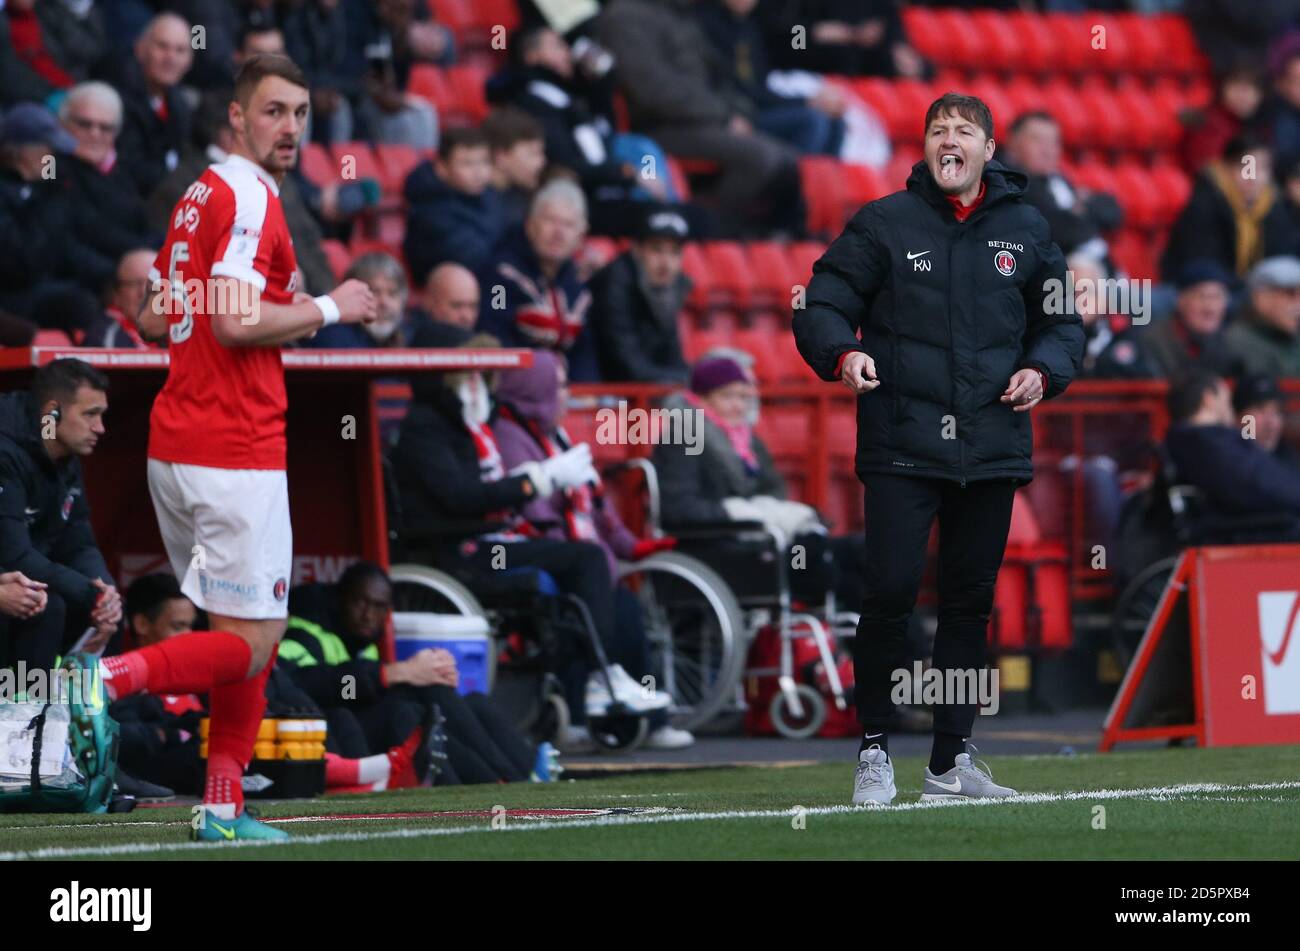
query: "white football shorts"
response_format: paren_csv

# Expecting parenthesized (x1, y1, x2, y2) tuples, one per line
(147, 459, 293, 620)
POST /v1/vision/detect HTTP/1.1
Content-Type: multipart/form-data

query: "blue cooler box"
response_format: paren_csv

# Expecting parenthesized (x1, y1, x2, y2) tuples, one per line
(391, 613, 492, 696)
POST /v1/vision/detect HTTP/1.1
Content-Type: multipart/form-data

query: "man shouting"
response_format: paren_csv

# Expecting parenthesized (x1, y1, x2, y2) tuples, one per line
(794, 93, 1084, 806)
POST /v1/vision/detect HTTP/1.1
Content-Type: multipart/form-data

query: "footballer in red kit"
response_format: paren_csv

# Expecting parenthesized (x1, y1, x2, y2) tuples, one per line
(73, 53, 378, 842)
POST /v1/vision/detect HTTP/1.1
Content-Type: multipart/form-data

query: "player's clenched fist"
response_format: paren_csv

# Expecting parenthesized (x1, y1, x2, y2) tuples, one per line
(840, 351, 880, 394)
(329, 278, 379, 324)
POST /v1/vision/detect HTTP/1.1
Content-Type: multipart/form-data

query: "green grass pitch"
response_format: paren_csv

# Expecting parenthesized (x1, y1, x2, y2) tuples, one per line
(2, 746, 1298, 860)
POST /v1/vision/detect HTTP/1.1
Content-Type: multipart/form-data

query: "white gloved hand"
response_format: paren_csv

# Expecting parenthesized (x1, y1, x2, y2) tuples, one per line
(542, 444, 595, 490)
(509, 460, 553, 497)
(721, 497, 764, 523)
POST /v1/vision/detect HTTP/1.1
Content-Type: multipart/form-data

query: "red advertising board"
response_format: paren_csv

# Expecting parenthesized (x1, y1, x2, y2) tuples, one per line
(1101, 544, 1300, 749)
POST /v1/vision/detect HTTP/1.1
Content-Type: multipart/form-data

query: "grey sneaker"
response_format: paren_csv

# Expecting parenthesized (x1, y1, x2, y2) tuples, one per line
(921, 745, 1017, 801)
(851, 746, 896, 806)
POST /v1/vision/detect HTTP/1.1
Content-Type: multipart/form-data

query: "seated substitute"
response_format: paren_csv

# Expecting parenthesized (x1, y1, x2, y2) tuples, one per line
(281, 561, 560, 785)
(0, 359, 121, 671)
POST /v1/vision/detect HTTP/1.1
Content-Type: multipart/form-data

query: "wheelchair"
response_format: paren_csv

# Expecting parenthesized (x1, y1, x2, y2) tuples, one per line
(1109, 444, 1300, 667)
(383, 460, 653, 752)
(608, 459, 860, 738)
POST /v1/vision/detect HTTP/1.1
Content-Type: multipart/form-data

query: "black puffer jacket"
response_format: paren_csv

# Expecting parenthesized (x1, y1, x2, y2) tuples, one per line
(794, 159, 1084, 486)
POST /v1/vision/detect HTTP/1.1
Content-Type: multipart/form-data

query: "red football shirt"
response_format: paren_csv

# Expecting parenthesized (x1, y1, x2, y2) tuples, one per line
(148, 153, 299, 470)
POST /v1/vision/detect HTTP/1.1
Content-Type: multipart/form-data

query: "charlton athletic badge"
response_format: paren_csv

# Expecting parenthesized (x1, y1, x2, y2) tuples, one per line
(994, 250, 1017, 276)
(273, 578, 288, 601)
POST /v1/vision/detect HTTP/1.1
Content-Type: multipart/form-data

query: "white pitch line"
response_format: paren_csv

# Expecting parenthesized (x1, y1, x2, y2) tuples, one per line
(2, 780, 1298, 861)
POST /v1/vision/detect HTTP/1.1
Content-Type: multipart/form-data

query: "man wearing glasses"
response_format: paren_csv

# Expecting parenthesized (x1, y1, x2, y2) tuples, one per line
(57, 80, 159, 302)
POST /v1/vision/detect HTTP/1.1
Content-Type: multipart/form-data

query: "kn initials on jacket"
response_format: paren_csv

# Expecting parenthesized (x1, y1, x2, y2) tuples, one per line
(794, 159, 1086, 487)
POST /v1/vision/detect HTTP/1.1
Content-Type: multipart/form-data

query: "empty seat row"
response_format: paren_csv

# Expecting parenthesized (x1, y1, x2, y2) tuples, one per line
(901, 9, 1208, 77)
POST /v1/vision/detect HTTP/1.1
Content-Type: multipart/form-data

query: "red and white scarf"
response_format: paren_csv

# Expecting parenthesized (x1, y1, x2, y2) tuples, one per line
(497, 404, 600, 542)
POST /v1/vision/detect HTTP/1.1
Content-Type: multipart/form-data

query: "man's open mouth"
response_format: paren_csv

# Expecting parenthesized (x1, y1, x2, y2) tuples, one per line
(939, 152, 964, 183)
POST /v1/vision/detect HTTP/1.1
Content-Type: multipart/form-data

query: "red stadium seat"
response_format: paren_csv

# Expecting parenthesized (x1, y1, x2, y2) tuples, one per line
(1111, 162, 1160, 229)
(730, 327, 782, 385)
(746, 241, 797, 314)
(407, 65, 452, 112)
(969, 11, 1024, 72)
(321, 239, 351, 281)
(581, 236, 621, 272)
(1114, 13, 1165, 76)
(928, 10, 982, 71)
(703, 242, 755, 313)
(899, 7, 945, 64)
(1156, 13, 1209, 75)
(770, 331, 821, 384)
(472, 0, 521, 31)
(330, 141, 383, 186)
(799, 156, 847, 236)
(679, 243, 712, 316)
(373, 144, 428, 196)
(298, 141, 337, 186)
(429, 0, 474, 32)
(755, 406, 809, 458)
(840, 163, 887, 217)
(854, 78, 906, 142)
(445, 64, 490, 124)
(34, 329, 72, 347)
(1147, 162, 1191, 228)
(664, 156, 692, 202)
(681, 326, 734, 363)
(786, 241, 825, 291)
(1005, 11, 1059, 74)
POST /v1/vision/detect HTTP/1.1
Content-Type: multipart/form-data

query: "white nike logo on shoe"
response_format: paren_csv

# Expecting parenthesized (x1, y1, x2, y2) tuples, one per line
(927, 776, 963, 792)
(906, 250, 931, 260)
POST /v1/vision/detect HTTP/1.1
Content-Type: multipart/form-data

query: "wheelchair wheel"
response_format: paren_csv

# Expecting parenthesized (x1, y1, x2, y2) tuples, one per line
(770, 684, 826, 739)
(1110, 555, 1179, 670)
(588, 713, 650, 753)
(388, 564, 497, 691)
(617, 552, 747, 732)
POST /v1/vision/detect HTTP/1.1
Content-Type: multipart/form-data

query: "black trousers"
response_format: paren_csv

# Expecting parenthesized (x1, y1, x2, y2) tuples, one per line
(855, 473, 1017, 737)
(0, 591, 91, 672)
(325, 684, 535, 784)
(461, 538, 619, 725)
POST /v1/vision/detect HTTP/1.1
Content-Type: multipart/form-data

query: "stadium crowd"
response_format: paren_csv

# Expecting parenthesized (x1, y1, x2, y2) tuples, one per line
(3, 0, 1300, 791)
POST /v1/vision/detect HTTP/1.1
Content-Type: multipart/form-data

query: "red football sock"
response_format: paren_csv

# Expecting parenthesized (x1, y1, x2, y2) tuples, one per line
(101, 631, 252, 700)
(386, 726, 423, 790)
(325, 752, 361, 786)
(202, 647, 276, 817)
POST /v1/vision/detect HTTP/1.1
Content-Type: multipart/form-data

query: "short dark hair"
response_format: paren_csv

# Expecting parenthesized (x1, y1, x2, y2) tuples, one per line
(1222, 132, 1267, 163)
(338, 560, 391, 599)
(438, 126, 490, 159)
(125, 573, 185, 623)
(32, 358, 109, 410)
(481, 107, 544, 152)
(234, 53, 307, 107)
(512, 26, 551, 67)
(193, 89, 234, 150)
(1009, 110, 1057, 135)
(924, 92, 994, 140)
(1167, 368, 1225, 423)
(238, 24, 283, 54)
